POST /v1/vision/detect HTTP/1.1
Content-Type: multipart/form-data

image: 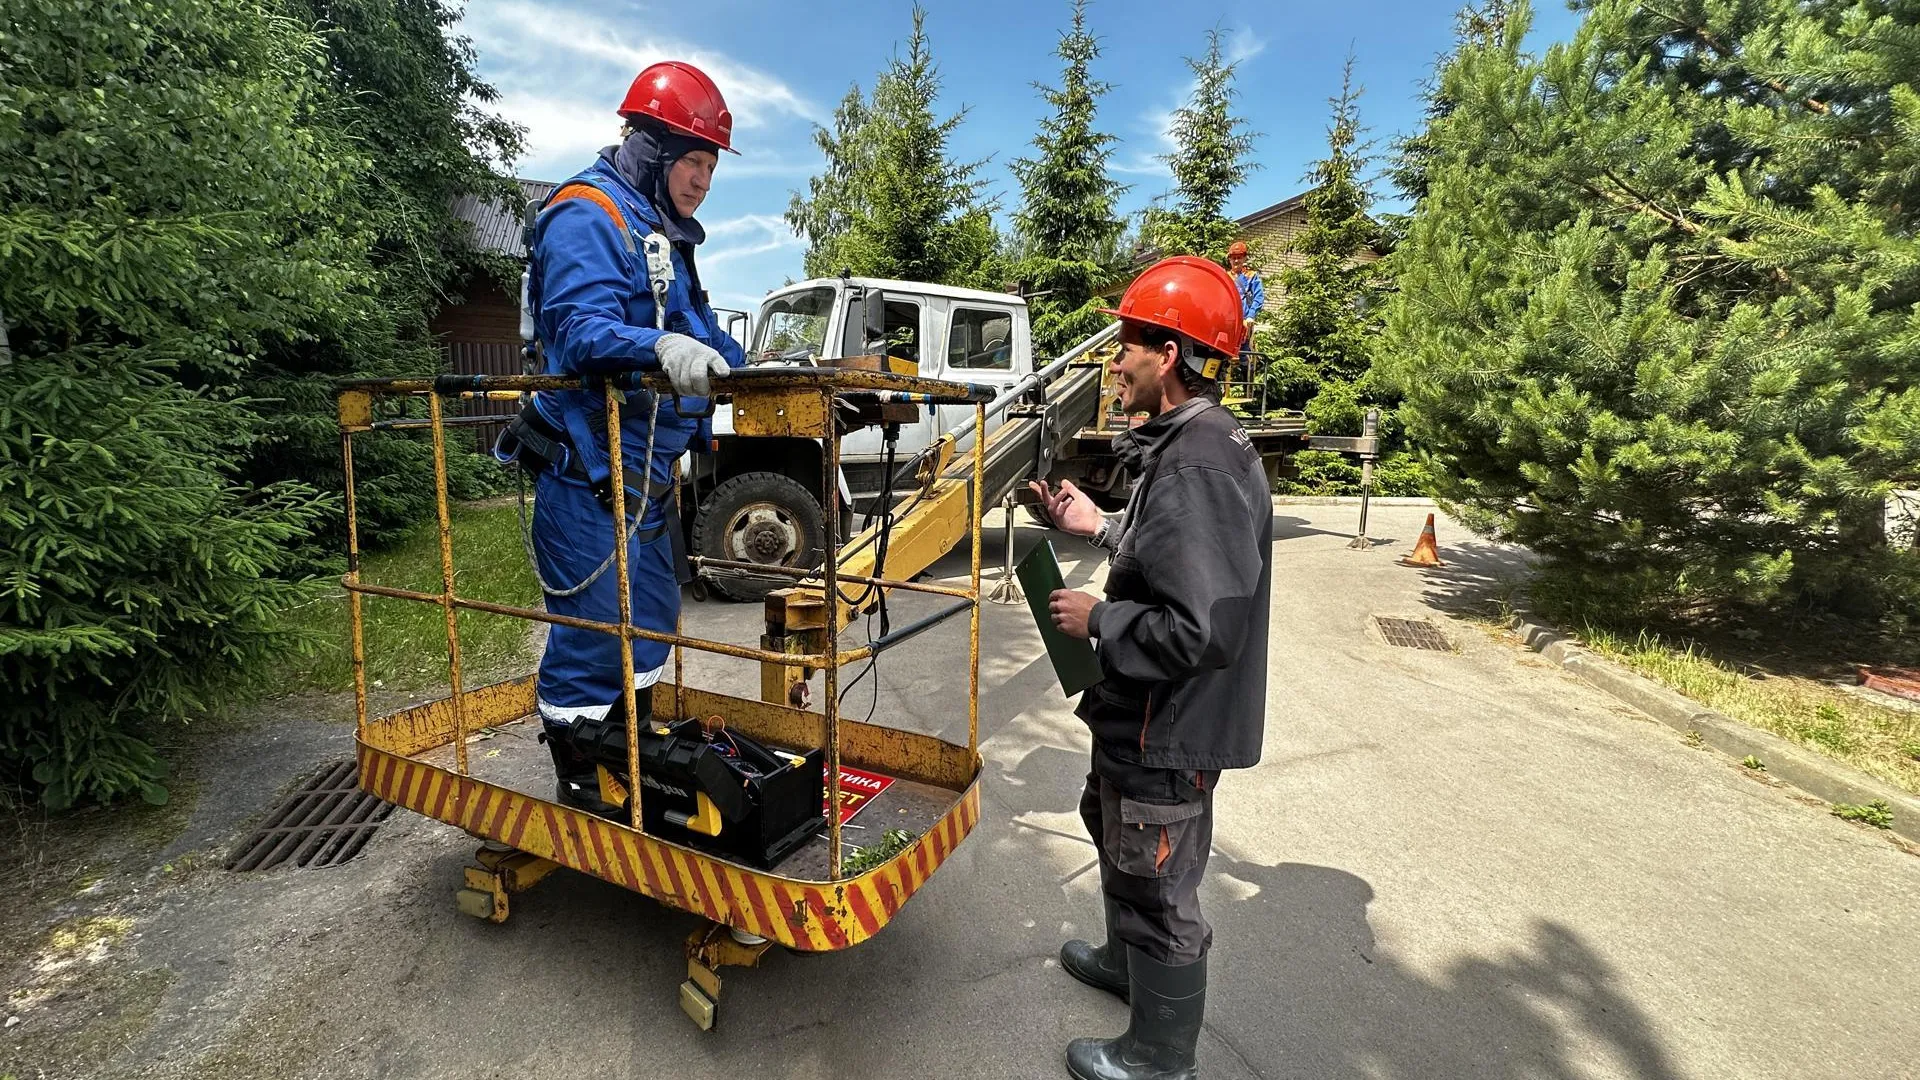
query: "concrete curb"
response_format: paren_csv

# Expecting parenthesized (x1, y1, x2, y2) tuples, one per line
(1509, 613, 1920, 847)
(1272, 496, 1436, 506)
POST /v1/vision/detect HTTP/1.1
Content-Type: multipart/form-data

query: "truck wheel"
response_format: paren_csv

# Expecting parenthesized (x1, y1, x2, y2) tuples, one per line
(693, 472, 825, 602)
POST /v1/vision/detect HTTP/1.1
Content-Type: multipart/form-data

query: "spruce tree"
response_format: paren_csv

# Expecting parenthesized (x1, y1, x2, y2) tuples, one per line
(1261, 62, 1419, 495)
(787, 6, 1001, 288)
(1263, 60, 1383, 413)
(1380, 0, 1920, 616)
(1010, 0, 1130, 356)
(1141, 29, 1259, 261)
(1, 0, 350, 803)
(786, 85, 873, 273)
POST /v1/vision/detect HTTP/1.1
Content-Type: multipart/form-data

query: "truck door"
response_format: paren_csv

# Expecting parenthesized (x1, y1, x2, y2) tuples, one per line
(936, 304, 1024, 449)
(839, 293, 935, 511)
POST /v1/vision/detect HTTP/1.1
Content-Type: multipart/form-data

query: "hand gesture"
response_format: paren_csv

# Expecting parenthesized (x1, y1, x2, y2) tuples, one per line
(1027, 479, 1103, 539)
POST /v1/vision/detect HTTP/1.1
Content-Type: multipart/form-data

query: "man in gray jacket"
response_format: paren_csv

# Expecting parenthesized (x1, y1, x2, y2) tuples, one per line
(1033, 256, 1273, 1080)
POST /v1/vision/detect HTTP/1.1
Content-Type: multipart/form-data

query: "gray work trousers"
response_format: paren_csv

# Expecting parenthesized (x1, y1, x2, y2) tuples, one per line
(1080, 748, 1219, 965)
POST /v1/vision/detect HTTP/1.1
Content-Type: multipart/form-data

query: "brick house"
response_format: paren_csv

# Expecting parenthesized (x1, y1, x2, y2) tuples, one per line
(1101, 190, 1388, 309)
(1230, 191, 1386, 312)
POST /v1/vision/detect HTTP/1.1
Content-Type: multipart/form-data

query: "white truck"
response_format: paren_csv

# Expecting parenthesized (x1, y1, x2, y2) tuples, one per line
(689, 274, 1309, 600)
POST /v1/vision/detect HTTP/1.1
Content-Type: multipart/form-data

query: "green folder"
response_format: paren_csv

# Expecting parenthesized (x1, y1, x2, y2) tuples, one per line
(1016, 539, 1105, 696)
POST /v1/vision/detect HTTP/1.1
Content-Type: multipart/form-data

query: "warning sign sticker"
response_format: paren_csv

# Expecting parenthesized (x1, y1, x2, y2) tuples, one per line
(827, 766, 896, 826)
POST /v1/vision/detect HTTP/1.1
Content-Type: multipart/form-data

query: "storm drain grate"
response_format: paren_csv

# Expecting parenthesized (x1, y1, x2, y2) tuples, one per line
(227, 760, 394, 871)
(1373, 616, 1454, 652)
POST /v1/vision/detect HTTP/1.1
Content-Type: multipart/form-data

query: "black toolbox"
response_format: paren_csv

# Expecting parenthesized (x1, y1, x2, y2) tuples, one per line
(635, 717, 825, 870)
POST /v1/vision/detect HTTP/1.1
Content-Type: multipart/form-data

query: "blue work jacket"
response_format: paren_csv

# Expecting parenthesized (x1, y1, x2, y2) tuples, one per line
(528, 158, 746, 510)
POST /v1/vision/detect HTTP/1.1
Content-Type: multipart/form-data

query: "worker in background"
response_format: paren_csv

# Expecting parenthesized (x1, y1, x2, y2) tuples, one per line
(1227, 240, 1263, 388)
(1030, 257, 1273, 1080)
(504, 61, 745, 813)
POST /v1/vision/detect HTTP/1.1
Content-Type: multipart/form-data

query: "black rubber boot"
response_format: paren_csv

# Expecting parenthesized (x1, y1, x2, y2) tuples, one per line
(1064, 948, 1205, 1080)
(1061, 899, 1130, 1001)
(542, 721, 626, 819)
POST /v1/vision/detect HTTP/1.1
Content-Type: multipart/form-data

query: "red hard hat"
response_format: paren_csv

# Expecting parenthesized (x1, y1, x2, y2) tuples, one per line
(1102, 256, 1246, 360)
(1228, 241, 1249, 258)
(618, 61, 737, 153)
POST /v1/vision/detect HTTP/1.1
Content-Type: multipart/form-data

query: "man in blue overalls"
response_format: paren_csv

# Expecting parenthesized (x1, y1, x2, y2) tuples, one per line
(1227, 241, 1264, 389)
(509, 61, 746, 812)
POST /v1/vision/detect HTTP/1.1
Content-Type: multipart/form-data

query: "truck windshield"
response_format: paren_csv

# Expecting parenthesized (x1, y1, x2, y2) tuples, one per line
(752, 287, 835, 363)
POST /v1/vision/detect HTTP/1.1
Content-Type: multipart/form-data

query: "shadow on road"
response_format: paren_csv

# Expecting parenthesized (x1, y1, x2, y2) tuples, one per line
(988, 743, 1683, 1080)
(1411, 533, 1536, 623)
(1273, 514, 1381, 544)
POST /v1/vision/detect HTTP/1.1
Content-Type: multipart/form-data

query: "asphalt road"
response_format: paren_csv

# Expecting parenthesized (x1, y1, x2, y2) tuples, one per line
(7, 503, 1918, 1080)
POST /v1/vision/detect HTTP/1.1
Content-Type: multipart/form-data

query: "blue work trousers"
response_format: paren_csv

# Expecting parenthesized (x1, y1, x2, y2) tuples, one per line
(532, 468, 677, 721)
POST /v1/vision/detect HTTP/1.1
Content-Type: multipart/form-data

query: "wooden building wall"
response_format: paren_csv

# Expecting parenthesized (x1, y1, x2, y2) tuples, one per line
(430, 275, 523, 447)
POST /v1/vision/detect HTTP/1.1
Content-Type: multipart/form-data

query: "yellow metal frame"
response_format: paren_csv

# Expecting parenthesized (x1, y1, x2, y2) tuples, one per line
(337, 369, 990, 1025)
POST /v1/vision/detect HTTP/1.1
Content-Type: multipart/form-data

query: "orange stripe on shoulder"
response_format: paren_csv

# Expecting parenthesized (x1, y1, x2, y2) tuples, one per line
(547, 183, 630, 235)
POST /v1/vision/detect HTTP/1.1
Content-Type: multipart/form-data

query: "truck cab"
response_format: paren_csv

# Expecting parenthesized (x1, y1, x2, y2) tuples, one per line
(686, 276, 1032, 600)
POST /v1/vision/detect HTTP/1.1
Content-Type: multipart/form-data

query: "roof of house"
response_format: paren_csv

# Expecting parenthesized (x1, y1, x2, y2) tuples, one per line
(1120, 190, 1316, 270)
(1235, 192, 1312, 229)
(450, 178, 558, 258)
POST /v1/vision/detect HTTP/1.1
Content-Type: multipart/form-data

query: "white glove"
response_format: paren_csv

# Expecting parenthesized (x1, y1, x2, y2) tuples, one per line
(652, 333, 731, 397)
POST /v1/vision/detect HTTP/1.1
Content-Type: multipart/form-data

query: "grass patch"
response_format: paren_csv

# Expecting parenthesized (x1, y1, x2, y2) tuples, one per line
(1575, 625, 1920, 796)
(262, 501, 540, 695)
(1832, 800, 1895, 829)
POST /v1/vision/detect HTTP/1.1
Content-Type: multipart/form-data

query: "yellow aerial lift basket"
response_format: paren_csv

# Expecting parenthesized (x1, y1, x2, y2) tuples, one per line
(334, 366, 997, 1030)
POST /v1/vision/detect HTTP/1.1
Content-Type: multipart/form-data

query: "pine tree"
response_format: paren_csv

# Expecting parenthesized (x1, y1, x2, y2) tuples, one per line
(1389, 1, 1515, 206)
(1380, 0, 1920, 617)
(787, 6, 1002, 288)
(1009, 0, 1130, 356)
(1141, 29, 1259, 261)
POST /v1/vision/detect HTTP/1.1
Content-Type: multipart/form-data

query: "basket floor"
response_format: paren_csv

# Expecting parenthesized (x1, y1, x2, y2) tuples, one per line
(413, 714, 958, 880)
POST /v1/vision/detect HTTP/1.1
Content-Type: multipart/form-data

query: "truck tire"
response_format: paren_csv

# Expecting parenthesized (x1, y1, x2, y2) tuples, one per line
(692, 472, 825, 602)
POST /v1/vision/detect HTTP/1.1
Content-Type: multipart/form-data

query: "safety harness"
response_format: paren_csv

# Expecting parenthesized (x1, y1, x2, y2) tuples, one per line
(494, 177, 679, 597)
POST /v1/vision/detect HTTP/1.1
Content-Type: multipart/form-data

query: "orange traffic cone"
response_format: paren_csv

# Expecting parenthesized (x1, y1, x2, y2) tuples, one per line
(1400, 513, 1444, 567)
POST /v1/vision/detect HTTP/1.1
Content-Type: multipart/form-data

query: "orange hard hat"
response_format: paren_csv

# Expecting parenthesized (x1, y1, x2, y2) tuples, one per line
(1228, 241, 1249, 258)
(1101, 256, 1246, 365)
(618, 61, 737, 153)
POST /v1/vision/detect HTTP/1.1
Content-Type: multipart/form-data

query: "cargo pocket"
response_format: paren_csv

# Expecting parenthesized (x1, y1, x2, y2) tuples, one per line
(1105, 794, 1206, 879)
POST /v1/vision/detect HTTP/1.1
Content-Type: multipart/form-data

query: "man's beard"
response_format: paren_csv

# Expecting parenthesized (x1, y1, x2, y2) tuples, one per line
(1127, 377, 1163, 415)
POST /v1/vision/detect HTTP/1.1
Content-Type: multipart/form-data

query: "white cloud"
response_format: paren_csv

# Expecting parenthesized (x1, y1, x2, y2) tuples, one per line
(1112, 27, 1266, 180)
(491, 92, 623, 173)
(722, 155, 817, 180)
(706, 213, 793, 240)
(488, 93, 817, 181)
(1226, 27, 1268, 67)
(700, 214, 803, 266)
(462, 1, 822, 131)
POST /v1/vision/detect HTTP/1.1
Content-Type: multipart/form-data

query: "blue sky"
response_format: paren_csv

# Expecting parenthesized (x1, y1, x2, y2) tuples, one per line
(458, 0, 1584, 311)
